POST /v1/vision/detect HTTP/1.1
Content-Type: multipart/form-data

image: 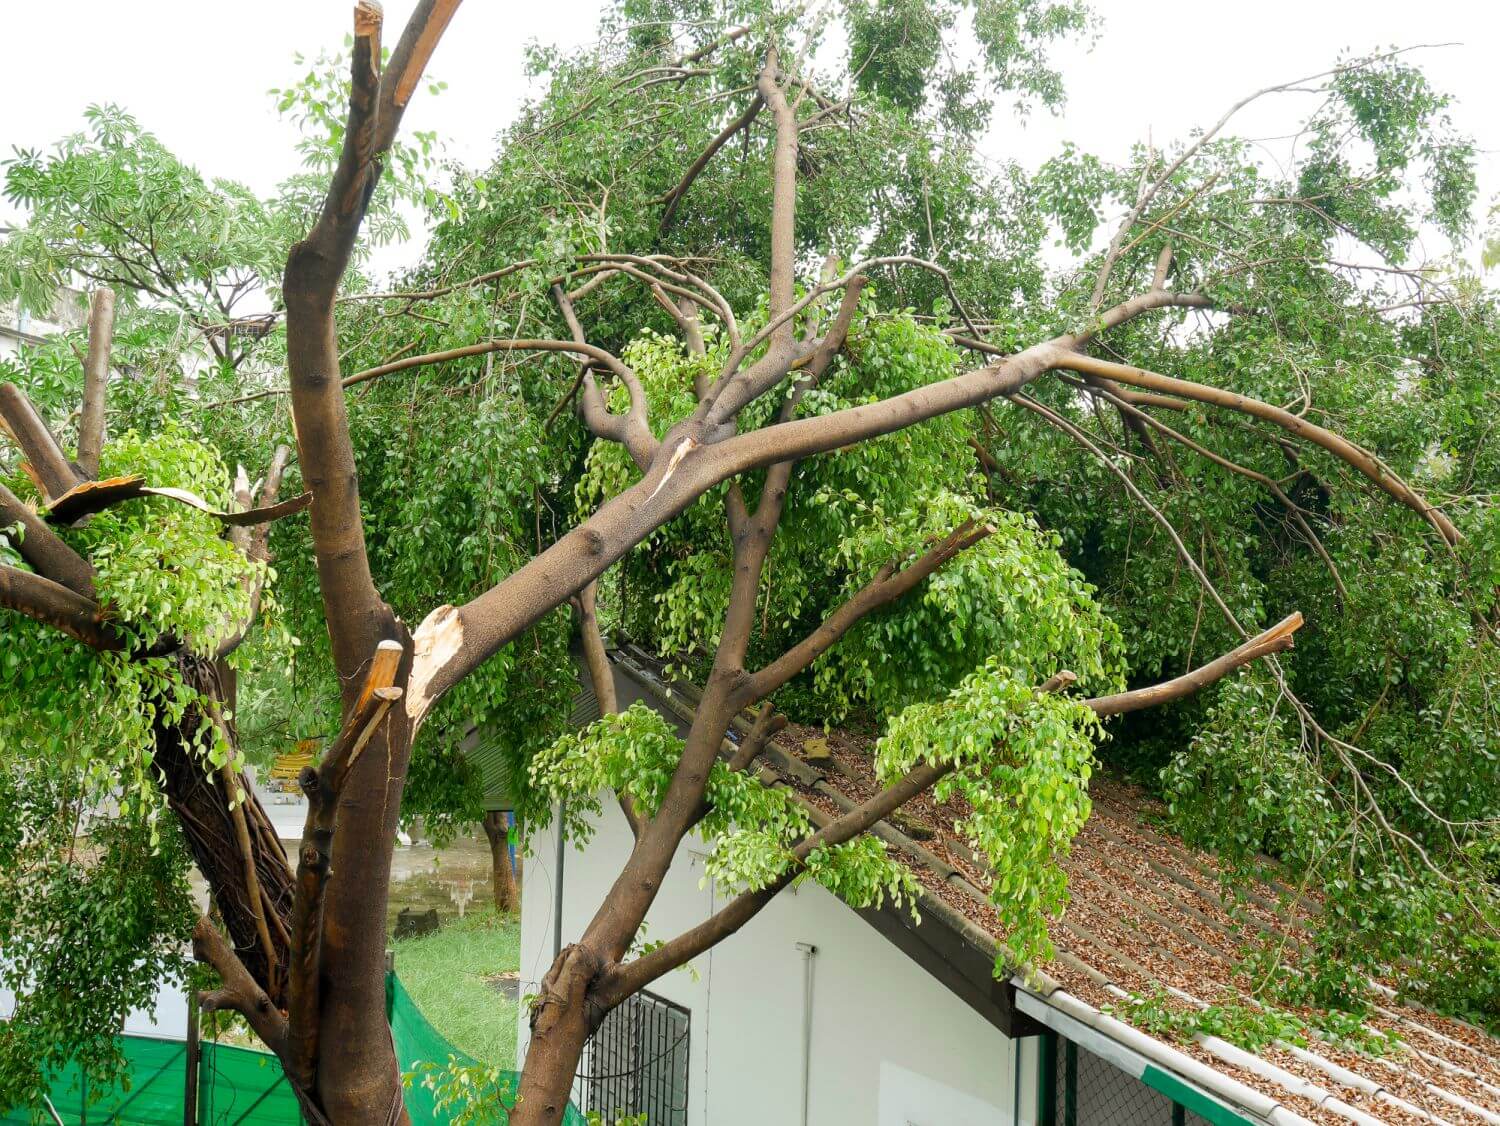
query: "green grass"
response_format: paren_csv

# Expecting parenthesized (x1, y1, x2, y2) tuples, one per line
(392, 908, 522, 1069)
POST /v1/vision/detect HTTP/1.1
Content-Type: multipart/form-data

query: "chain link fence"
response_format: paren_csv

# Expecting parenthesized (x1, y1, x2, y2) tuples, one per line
(1043, 1032, 1216, 1126)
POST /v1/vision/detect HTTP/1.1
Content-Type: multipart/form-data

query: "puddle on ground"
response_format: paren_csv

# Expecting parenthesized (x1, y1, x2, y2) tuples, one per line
(386, 831, 501, 930)
(186, 825, 506, 938)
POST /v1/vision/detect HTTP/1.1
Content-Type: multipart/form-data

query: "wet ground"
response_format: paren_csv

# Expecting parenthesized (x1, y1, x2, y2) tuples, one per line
(252, 777, 503, 928)
(4, 785, 508, 1045)
(386, 831, 499, 928)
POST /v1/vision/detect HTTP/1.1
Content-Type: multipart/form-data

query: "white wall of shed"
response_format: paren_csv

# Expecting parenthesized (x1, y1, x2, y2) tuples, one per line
(519, 794, 1022, 1125)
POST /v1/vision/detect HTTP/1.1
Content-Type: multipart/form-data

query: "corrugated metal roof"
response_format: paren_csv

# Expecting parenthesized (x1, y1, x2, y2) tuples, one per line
(460, 654, 594, 810)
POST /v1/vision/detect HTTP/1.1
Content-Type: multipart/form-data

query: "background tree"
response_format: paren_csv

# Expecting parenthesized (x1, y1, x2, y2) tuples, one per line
(0, 2, 1494, 1124)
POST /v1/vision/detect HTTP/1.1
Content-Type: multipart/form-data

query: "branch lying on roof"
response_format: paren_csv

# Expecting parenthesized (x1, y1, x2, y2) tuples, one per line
(598, 612, 1303, 1003)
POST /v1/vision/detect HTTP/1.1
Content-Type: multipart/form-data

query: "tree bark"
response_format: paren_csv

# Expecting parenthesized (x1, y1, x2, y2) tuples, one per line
(153, 657, 294, 1006)
(311, 678, 415, 1126)
(511, 945, 602, 1126)
(483, 810, 519, 914)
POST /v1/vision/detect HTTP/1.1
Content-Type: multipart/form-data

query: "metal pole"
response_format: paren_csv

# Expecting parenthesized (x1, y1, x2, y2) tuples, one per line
(184, 988, 201, 1126)
(1063, 1038, 1078, 1126)
(552, 802, 566, 961)
(794, 942, 817, 1126)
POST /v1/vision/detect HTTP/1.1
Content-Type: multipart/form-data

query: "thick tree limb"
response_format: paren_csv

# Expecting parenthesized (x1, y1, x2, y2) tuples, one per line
(283, 1, 461, 691)
(419, 271, 1359, 719)
(75, 288, 115, 477)
(192, 917, 288, 1055)
(417, 341, 1060, 711)
(0, 563, 117, 649)
(0, 384, 83, 502)
(1050, 349, 1461, 544)
(286, 638, 403, 1092)
(598, 614, 1301, 1001)
(0, 481, 95, 597)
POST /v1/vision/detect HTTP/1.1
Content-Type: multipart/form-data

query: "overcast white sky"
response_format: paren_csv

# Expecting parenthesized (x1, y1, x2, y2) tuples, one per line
(2, 0, 1496, 281)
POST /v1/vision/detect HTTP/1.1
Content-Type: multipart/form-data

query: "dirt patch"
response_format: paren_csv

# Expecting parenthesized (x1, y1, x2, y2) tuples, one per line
(486, 970, 520, 1002)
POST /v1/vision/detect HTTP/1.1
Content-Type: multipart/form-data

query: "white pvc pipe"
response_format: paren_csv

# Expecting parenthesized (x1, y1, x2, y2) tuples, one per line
(796, 942, 817, 1126)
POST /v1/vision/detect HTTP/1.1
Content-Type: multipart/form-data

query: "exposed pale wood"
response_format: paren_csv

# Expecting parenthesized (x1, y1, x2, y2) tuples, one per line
(356, 639, 404, 713)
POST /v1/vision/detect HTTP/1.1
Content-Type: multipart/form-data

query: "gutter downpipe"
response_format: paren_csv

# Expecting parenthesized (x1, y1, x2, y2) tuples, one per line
(795, 942, 817, 1126)
(552, 802, 565, 961)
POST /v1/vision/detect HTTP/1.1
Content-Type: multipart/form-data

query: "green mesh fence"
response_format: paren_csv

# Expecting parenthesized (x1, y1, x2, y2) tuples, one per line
(0, 1035, 299, 1124)
(388, 972, 586, 1126)
(1, 973, 584, 1124)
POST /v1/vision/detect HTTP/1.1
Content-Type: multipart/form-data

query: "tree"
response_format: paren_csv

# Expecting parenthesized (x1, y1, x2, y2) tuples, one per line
(1, 2, 1494, 1124)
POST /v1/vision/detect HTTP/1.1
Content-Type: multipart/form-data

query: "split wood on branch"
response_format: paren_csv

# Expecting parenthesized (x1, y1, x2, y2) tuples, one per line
(41, 473, 311, 528)
(286, 638, 404, 1092)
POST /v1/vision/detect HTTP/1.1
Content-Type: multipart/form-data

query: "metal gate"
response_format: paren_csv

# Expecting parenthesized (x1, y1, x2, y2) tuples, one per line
(578, 989, 690, 1125)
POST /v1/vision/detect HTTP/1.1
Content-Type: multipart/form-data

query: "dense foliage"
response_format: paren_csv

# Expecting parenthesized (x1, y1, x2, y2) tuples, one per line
(419, 1, 1498, 1027)
(0, 423, 254, 1106)
(0, 7, 1496, 1112)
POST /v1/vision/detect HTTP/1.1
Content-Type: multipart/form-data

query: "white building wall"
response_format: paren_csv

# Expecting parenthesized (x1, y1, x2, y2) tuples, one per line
(520, 796, 1031, 1125)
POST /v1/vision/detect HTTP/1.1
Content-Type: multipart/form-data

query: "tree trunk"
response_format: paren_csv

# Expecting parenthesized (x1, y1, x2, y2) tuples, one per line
(482, 810, 519, 914)
(511, 945, 604, 1126)
(312, 713, 415, 1125)
(154, 657, 293, 1006)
